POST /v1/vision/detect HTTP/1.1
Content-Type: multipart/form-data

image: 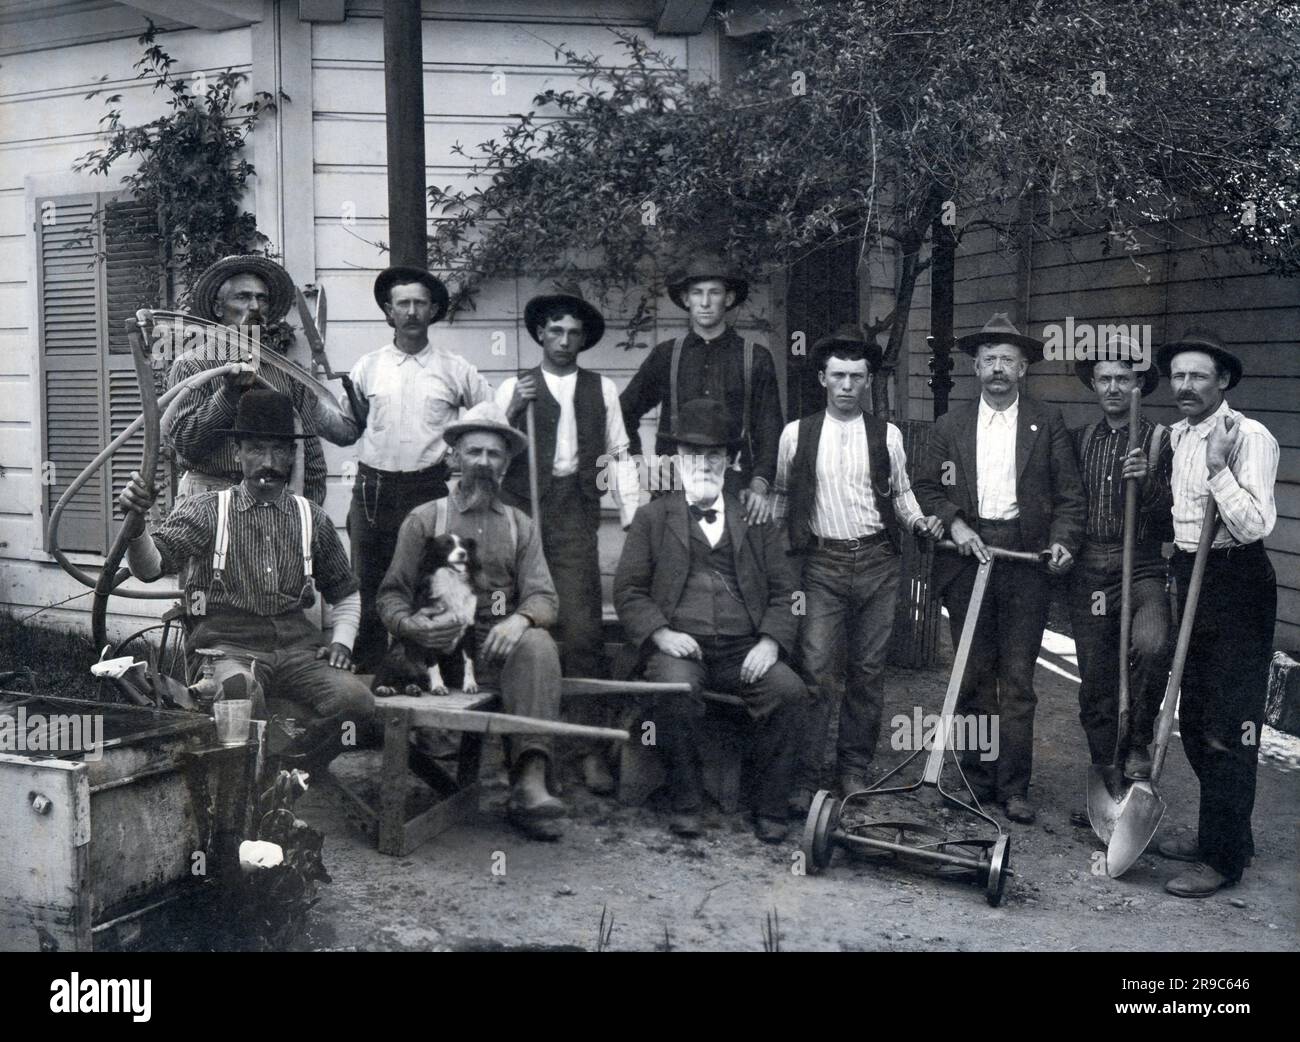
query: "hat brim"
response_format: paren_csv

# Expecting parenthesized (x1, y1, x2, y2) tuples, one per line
(191, 256, 296, 325)
(811, 336, 883, 372)
(444, 420, 529, 458)
(523, 294, 605, 350)
(373, 267, 451, 325)
(1074, 361, 1161, 397)
(667, 431, 743, 450)
(1155, 340, 1243, 390)
(666, 275, 749, 311)
(956, 330, 1045, 365)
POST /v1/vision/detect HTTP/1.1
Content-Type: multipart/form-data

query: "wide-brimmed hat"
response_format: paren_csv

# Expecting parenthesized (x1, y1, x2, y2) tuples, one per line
(216, 389, 309, 440)
(667, 398, 741, 450)
(191, 255, 296, 324)
(1075, 333, 1160, 396)
(1155, 328, 1243, 390)
(373, 266, 450, 324)
(523, 293, 605, 350)
(666, 252, 749, 310)
(955, 312, 1045, 364)
(443, 402, 529, 457)
(811, 324, 883, 372)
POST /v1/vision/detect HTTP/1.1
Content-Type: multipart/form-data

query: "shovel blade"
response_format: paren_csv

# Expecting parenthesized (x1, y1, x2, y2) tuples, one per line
(1105, 782, 1165, 878)
(1086, 764, 1129, 844)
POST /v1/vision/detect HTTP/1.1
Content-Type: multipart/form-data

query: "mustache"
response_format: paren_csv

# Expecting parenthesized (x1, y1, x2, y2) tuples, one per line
(459, 465, 500, 506)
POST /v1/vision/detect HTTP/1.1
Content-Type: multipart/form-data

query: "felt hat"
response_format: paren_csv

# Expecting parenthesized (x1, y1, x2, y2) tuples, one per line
(216, 389, 309, 439)
(443, 401, 529, 458)
(667, 398, 741, 450)
(523, 293, 605, 350)
(955, 312, 1045, 364)
(811, 323, 883, 372)
(373, 266, 451, 325)
(666, 252, 749, 310)
(1074, 332, 1160, 396)
(1155, 328, 1243, 390)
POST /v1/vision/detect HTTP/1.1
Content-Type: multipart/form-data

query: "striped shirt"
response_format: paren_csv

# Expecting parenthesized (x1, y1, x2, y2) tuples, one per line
(1071, 418, 1172, 543)
(772, 413, 924, 535)
(1170, 399, 1278, 551)
(167, 347, 329, 504)
(151, 482, 358, 616)
(342, 342, 493, 472)
(976, 395, 1019, 520)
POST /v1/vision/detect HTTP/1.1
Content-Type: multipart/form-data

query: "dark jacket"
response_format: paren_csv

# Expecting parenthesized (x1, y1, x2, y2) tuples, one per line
(613, 491, 800, 655)
(913, 395, 1086, 591)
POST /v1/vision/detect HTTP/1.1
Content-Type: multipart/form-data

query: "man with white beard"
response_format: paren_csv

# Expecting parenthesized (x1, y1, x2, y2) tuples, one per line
(614, 399, 808, 842)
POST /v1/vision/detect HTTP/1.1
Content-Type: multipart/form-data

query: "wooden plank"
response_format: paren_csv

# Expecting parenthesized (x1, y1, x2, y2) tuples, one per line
(403, 706, 630, 740)
(398, 782, 481, 856)
(376, 707, 411, 856)
(559, 678, 692, 698)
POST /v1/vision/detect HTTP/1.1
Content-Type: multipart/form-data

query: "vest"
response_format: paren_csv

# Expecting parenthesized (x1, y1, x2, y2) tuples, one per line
(502, 366, 607, 509)
(670, 524, 752, 637)
(786, 410, 898, 554)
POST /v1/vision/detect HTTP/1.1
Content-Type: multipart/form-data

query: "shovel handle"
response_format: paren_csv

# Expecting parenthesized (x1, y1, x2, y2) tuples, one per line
(1149, 499, 1219, 783)
(525, 399, 542, 540)
(1114, 388, 1143, 761)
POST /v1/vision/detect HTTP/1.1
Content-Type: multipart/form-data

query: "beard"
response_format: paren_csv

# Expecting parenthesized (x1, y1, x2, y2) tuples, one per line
(459, 464, 501, 510)
(678, 458, 724, 504)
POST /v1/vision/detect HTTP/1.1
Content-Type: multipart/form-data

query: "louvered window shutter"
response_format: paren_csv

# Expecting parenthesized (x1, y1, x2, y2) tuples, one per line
(38, 193, 163, 555)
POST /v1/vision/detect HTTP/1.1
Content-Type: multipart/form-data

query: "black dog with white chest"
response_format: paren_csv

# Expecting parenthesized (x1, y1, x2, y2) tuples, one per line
(373, 533, 480, 697)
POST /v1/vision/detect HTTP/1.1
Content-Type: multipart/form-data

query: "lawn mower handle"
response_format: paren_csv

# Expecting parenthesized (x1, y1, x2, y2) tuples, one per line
(933, 539, 1049, 564)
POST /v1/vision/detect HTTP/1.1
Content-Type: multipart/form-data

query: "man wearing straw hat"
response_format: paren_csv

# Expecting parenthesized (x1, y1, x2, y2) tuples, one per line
(1067, 336, 1174, 817)
(496, 292, 641, 794)
(167, 255, 337, 506)
(914, 313, 1085, 825)
(313, 266, 495, 672)
(117, 389, 375, 768)
(376, 402, 569, 841)
(1154, 330, 1278, 898)
(619, 253, 783, 524)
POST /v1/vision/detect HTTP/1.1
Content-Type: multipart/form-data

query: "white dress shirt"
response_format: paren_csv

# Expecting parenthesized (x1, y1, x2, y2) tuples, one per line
(690, 493, 726, 547)
(344, 343, 494, 472)
(771, 412, 924, 534)
(495, 369, 641, 528)
(1170, 399, 1278, 550)
(976, 395, 1020, 520)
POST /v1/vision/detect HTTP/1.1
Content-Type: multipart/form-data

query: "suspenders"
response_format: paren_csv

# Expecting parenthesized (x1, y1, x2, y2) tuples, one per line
(432, 493, 518, 547)
(668, 336, 757, 470)
(210, 488, 315, 602)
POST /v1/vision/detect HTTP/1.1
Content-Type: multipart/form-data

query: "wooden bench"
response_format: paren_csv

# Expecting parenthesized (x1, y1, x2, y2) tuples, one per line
(319, 678, 689, 856)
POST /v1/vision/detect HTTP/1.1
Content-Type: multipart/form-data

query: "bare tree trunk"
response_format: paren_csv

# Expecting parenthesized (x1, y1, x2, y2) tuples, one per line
(873, 245, 921, 419)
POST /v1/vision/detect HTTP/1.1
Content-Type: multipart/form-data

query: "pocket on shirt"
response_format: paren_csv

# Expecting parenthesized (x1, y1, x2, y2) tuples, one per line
(367, 393, 389, 432)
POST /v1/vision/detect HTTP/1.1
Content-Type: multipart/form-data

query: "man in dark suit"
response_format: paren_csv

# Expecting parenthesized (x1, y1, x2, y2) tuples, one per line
(614, 399, 809, 843)
(914, 314, 1086, 824)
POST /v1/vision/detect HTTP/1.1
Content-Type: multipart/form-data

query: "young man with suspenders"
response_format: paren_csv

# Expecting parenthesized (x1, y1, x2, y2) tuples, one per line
(619, 254, 783, 525)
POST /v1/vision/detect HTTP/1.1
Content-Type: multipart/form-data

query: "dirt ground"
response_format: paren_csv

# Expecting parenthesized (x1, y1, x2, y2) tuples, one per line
(288, 633, 1299, 954)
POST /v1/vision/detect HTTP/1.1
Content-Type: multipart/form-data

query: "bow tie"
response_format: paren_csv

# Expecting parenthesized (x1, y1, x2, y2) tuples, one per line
(688, 504, 719, 524)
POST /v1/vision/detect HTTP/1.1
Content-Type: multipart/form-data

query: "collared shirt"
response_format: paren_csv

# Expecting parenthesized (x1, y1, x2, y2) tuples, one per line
(150, 482, 357, 616)
(375, 484, 559, 633)
(346, 342, 493, 472)
(770, 412, 924, 536)
(1170, 399, 1278, 550)
(167, 346, 329, 504)
(1072, 418, 1171, 543)
(619, 327, 783, 485)
(689, 493, 726, 548)
(495, 369, 641, 527)
(976, 395, 1019, 520)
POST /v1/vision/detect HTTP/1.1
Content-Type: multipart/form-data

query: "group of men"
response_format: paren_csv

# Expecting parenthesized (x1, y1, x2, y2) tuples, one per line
(116, 251, 1278, 897)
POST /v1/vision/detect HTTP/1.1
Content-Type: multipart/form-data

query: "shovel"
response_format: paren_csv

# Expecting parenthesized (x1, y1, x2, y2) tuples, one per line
(1087, 388, 1142, 843)
(1105, 498, 1219, 878)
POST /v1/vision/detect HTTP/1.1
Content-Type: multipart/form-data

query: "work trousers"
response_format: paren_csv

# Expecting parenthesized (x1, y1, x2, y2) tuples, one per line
(1067, 542, 1170, 765)
(796, 537, 901, 784)
(347, 463, 449, 672)
(942, 519, 1051, 801)
(189, 609, 375, 764)
(1172, 541, 1274, 880)
(643, 635, 808, 819)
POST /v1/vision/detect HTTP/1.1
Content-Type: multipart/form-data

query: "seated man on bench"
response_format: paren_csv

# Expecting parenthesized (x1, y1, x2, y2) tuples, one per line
(375, 402, 569, 841)
(118, 390, 375, 769)
(613, 398, 809, 843)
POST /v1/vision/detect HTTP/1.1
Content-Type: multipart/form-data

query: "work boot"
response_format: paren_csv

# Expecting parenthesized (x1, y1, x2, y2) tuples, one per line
(669, 812, 704, 838)
(1123, 745, 1153, 781)
(787, 787, 814, 820)
(1004, 795, 1036, 824)
(1165, 862, 1231, 898)
(754, 816, 788, 844)
(837, 767, 872, 797)
(582, 752, 616, 796)
(1157, 832, 1201, 862)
